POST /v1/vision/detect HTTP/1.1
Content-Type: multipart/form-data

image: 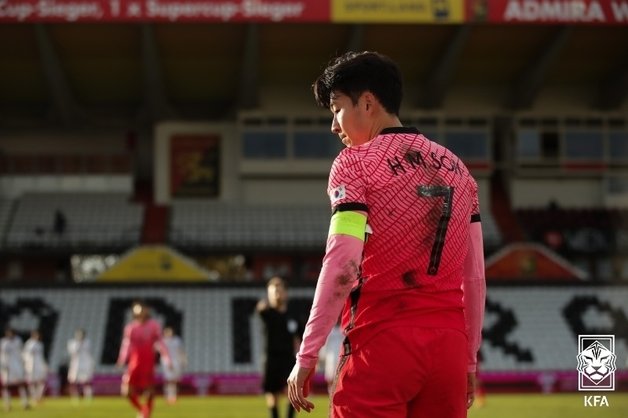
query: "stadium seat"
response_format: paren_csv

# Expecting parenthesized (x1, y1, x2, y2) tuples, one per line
(5, 192, 143, 250)
(170, 202, 329, 250)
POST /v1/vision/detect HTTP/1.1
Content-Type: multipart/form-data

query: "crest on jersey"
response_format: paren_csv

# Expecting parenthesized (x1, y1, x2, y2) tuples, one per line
(330, 185, 346, 203)
(577, 335, 616, 391)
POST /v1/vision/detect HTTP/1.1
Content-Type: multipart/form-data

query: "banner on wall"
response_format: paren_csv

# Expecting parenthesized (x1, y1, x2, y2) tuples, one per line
(170, 134, 220, 198)
(466, 0, 628, 24)
(0, 0, 330, 22)
(332, 0, 464, 22)
(97, 245, 211, 281)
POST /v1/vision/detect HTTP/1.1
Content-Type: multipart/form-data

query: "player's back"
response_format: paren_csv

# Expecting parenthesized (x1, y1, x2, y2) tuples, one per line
(162, 336, 182, 364)
(0, 337, 22, 362)
(260, 308, 296, 355)
(331, 127, 479, 345)
(349, 128, 478, 292)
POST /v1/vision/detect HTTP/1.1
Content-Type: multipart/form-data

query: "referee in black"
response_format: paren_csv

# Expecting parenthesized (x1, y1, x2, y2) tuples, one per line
(257, 276, 301, 418)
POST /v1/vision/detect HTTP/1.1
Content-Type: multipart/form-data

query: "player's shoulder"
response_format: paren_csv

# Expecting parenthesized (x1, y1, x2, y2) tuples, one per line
(332, 147, 358, 167)
(330, 148, 367, 182)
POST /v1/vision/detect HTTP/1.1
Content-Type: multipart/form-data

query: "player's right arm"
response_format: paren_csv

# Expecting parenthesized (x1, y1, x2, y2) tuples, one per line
(288, 224, 365, 413)
(116, 324, 131, 367)
(288, 152, 367, 413)
(67, 340, 77, 356)
(295, 210, 366, 369)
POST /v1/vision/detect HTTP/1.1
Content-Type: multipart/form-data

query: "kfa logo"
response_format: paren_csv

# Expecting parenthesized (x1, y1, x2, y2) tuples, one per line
(583, 395, 609, 407)
(577, 335, 616, 391)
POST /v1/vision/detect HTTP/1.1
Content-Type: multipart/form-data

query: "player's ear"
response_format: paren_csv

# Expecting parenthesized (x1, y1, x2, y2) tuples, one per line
(362, 92, 376, 113)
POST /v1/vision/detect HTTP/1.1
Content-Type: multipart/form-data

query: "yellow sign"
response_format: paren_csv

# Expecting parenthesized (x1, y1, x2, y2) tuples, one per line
(97, 246, 210, 282)
(332, 0, 464, 23)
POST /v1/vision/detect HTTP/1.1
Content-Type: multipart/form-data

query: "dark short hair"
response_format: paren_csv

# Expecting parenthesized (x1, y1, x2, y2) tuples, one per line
(313, 51, 403, 115)
(267, 276, 286, 288)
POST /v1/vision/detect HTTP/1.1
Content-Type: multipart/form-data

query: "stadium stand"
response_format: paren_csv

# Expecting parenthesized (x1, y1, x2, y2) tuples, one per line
(170, 202, 329, 250)
(5, 193, 143, 250)
(0, 199, 15, 247)
(518, 207, 613, 250)
(170, 200, 502, 253)
(480, 209, 502, 250)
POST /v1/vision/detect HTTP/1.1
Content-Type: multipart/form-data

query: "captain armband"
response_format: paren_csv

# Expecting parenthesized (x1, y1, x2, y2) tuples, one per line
(328, 211, 367, 241)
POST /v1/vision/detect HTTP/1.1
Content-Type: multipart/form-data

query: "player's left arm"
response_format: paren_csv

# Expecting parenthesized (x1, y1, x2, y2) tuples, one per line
(462, 214, 486, 409)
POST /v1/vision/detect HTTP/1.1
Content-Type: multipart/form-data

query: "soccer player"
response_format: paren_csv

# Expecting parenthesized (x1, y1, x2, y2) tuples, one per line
(287, 51, 486, 418)
(160, 326, 187, 405)
(0, 327, 30, 411)
(257, 276, 300, 418)
(22, 330, 48, 405)
(67, 328, 94, 403)
(117, 301, 170, 418)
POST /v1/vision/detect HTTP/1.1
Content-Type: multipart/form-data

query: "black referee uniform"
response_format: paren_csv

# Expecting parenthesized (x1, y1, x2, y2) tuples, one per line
(259, 306, 300, 393)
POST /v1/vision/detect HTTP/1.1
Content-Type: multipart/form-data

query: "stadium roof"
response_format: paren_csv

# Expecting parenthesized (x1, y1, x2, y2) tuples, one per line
(1, 23, 627, 128)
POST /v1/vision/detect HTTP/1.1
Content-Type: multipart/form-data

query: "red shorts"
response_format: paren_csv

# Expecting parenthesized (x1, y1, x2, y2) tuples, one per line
(124, 361, 155, 390)
(331, 327, 467, 418)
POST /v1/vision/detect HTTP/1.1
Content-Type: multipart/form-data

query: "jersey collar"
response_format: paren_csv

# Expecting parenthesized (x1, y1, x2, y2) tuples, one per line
(380, 126, 420, 135)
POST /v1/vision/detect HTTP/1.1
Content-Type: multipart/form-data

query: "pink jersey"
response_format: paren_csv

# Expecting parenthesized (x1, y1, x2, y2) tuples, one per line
(330, 127, 479, 289)
(118, 319, 165, 371)
(328, 127, 480, 346)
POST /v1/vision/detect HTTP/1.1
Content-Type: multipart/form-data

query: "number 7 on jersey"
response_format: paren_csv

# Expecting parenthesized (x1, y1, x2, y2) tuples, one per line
(417, 185, 454, 275)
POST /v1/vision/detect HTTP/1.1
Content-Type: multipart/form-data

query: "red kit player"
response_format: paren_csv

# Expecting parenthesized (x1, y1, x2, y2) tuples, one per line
(287, 51, 486, 418)
(117, 301, 170, 418)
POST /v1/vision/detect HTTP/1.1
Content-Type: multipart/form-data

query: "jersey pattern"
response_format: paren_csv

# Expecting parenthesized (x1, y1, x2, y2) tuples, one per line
(328, 127, 480, 294)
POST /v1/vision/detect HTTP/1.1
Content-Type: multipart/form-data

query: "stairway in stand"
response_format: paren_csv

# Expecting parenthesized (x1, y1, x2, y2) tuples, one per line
(142, 204, 168, 244)
(134, 179, 169, 244)
(490, 174, 525, 243)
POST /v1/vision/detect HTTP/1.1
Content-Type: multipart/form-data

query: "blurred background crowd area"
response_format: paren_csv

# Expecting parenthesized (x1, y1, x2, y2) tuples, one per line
(1, 0, 627, 284)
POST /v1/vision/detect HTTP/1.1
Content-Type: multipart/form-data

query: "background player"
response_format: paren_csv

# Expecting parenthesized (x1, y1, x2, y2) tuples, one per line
(287, 51, 486, 418)
(0, 327, 30, 411)
(67, 328, 94, 403)
(161, 326, 187, 405)
(321, 321, 343, 393)
(117, 301, 170, 418)
(257, 276, 300, 418)
(22, 329, 47, 405)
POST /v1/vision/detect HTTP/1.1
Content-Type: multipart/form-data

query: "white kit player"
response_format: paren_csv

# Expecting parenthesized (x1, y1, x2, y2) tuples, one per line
(321, 322, 344, 393)
(1, 327, 30, 411)
(67, 328, 94, 402)
(161, 327, 187, 404)
(22, 330, 48, 405)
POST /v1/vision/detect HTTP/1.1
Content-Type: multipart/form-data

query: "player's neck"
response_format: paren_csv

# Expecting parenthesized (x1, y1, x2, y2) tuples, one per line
(270, 301, 287, 311)
(369, 113, 402, 142)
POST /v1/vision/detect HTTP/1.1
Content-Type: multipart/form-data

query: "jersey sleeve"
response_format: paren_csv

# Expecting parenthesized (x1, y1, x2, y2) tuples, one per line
(296, 234, 363, 369)
(117, 324, 131, 365)
(328, 152, 368, 212)
(464, 180, 486, 373)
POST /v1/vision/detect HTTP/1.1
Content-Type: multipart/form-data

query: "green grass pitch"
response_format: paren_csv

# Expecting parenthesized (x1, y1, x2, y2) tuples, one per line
(3, 393, 627, 417)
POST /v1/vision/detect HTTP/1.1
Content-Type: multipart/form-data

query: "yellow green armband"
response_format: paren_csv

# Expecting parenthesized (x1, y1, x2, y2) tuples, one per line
(328, 211, 367, 241)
